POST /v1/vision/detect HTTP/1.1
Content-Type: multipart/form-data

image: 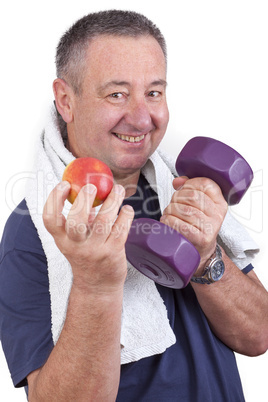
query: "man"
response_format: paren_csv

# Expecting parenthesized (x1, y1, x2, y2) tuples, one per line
(0, 10, 267, 401)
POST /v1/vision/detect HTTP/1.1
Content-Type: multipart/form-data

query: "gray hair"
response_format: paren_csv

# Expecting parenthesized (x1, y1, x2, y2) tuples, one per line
(56, 9, 167, 95)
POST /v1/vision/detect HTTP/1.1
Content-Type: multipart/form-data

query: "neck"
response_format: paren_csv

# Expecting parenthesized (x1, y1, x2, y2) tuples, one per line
(113, 170, 141, 198)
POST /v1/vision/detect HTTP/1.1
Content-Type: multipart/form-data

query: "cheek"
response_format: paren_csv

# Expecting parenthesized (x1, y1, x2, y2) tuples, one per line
(154, 104, 169, 135)
(95, 104, 124, 132)
(162, 104, 170, 127)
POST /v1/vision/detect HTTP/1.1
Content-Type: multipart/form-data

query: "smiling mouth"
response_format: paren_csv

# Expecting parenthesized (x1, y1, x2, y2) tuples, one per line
(113, 133, 145, 143)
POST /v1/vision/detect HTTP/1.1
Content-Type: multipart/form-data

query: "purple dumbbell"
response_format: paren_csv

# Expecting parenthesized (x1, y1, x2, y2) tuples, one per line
(125, 137, 253, 289)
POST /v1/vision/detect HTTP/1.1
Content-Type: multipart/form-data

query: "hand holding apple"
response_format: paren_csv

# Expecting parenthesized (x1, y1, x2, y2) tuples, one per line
(62, 157, 114, 207)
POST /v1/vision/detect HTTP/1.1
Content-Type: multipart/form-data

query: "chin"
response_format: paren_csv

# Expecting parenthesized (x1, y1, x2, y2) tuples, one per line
(110, 160, 147, 182)
(118, 154, 150, 171)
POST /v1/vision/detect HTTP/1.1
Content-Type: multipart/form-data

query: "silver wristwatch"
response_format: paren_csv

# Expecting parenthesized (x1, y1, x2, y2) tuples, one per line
(191, 244, 225, 284)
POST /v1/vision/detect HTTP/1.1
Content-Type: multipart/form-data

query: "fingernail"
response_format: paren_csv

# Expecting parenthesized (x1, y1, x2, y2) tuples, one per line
(83, 183, 97, 194)
(123, 204, 134, 213)
(59, 181, 70, 191)
(113, 184, 125, 195)
(160, 214, 166, 222)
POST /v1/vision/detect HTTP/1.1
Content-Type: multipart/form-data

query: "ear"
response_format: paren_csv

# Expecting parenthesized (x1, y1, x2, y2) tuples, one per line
(53, 78, 74, 124)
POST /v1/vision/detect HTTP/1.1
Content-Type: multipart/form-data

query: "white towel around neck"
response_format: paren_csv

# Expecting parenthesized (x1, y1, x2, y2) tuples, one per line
(25, 105, 259, 364)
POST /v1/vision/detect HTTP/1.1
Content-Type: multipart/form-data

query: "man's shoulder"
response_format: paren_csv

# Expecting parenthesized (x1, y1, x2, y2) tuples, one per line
(0, 199, 44, 258)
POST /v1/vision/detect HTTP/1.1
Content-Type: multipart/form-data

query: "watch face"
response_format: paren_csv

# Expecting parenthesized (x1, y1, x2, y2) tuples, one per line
(210, 260, 225, 281)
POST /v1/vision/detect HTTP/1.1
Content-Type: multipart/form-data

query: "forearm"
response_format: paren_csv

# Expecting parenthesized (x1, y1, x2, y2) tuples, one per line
(191, 249, 268, 356)
(28, 284, 123, 401)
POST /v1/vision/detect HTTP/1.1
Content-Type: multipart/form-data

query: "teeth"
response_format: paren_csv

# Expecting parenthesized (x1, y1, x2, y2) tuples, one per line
(114, 133, 145, 142)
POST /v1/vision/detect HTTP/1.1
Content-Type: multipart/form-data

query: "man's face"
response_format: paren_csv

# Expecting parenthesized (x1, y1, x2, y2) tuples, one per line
(67, 35, 169, 180)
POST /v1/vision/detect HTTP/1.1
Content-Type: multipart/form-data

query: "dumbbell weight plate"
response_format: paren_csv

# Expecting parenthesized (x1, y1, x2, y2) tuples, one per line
(125, 218, 201, 288)
(175, 136, 253, 205)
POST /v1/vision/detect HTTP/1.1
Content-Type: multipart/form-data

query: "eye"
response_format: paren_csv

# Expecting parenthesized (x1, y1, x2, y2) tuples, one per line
(107, 92, 127, 104)
(148, 90, 161, 99)
(109, 92, 124, 99)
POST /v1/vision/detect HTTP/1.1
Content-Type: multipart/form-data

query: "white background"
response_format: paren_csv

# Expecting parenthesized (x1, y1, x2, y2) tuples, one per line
(0, 0, 267, 400)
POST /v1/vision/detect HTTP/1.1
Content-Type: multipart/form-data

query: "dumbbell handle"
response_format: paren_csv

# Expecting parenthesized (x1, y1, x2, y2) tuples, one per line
(126, 137, 253, 289)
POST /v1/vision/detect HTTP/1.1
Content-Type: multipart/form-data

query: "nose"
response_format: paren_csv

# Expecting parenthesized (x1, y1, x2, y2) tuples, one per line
(124, 97, 154, 134)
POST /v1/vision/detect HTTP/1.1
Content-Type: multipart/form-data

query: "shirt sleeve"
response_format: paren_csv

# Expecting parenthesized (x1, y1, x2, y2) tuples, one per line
(0, 249, 54, 387)
(241, 263, 254, 275)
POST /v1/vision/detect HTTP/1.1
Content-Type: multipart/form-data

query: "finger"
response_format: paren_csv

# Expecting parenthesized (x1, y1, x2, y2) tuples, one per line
(98, 184, 125, 216)
(160, 213, 200, 242)
(179, 177, 225, 205)
(170, 176, 227, 219)
(109, 204, 135, 247)
(65, 183, 97, 242)
(160, 210, 219, 256)
(169, 188, 215, 217)
(91, 184, 126, 241)
(43, 181, 71, 237)
(173, 176, 188, 190)
(162, 201, 207, 230)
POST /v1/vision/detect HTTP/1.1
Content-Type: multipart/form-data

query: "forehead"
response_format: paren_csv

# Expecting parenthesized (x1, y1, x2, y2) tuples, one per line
(83, 35, 166, 82)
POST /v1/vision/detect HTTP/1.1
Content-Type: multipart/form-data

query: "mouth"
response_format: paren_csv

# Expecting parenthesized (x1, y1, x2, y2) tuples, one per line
(113, 133, 145, 143)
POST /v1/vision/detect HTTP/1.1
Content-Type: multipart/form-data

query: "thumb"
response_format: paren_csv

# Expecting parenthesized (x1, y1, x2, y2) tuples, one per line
(173, 176, 188, 191)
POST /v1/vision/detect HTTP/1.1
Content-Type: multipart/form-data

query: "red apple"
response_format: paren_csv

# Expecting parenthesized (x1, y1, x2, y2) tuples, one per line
(62, 157, 114, 207)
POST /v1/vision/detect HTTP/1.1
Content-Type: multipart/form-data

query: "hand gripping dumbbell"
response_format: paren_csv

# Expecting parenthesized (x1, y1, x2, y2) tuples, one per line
(125, 136, 253, 289)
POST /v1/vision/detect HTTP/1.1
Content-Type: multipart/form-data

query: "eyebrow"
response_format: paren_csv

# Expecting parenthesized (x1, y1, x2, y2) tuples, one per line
(150, 79, 168, 87)
(98, 79, 167, 93)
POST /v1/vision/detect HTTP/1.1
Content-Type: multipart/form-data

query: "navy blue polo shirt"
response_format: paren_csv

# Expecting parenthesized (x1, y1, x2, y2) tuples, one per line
(0, 174, 249, 401)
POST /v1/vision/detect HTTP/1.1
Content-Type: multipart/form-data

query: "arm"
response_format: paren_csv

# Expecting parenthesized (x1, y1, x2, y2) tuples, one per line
(160, 176, 268, 356)
(27, 182, 134, 401)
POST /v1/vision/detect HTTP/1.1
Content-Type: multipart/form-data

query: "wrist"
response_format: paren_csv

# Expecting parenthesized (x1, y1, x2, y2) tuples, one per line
(71, 277, 125, 301)
(194, 242, 217, 276)
(191, 244, 225, 284)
